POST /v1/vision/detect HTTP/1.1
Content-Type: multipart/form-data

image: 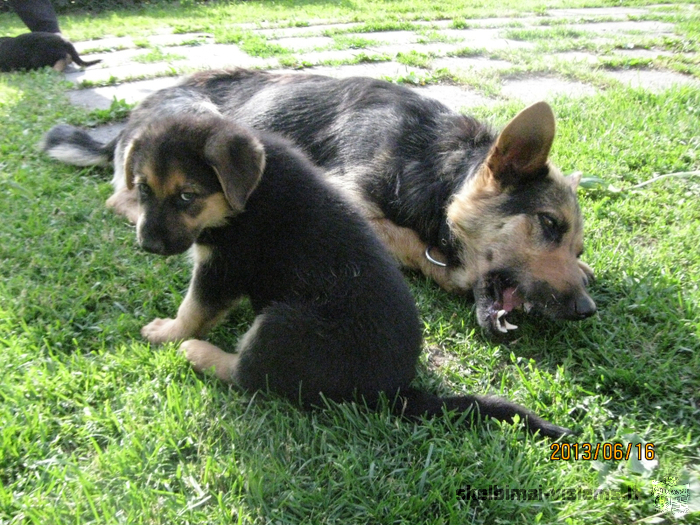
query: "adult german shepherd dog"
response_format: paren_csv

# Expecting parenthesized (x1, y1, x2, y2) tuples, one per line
(42, 108, 572, 439)
(43, 68, 596, 336)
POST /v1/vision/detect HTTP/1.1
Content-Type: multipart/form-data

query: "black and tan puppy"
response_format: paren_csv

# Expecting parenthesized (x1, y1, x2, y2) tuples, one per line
(0, 32, 100, 72)
(56, 110, 571, 438)
(43, 69, 595, 336)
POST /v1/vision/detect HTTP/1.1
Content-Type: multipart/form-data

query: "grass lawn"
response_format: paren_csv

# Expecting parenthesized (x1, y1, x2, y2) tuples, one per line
(1, 1, 699, 524)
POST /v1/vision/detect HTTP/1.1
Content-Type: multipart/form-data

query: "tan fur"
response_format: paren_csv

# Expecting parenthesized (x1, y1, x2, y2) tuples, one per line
(447, 163, 588, 302)
(52, 55, 70, 72)
(105, 187, 139, 224)
(141, 256, 235, 344)
(181, 339, 240, 382)
(370, 218, 457, 291)
(182, 193, 233, 231)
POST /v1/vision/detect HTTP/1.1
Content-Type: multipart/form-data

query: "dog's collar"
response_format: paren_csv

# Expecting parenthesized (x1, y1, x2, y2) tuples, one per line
(425, 216, 460, 268)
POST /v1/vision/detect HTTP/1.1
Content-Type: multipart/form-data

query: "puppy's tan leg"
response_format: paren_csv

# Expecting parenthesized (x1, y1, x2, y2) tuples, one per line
(141, 281, 234, 344)
(106, 187, 140, 224)
(52, 55, 70, 72)
(181, 340, 239, 383)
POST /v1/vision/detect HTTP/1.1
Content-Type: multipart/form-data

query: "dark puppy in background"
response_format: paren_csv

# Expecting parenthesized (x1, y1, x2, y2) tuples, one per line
(0, 32, 100, 72)
(42, 105, 572, 438)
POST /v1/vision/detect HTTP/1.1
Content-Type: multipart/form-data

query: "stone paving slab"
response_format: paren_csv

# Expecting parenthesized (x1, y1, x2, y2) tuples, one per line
(432, 56, 513, 72)
(546, 7, 650, 18)
(67, 77, 180, 110)
(410, 85, 492, 112)
(605, 69, 700, 92)
(501, 76, 598, 104)
(269, 36, 336, 51)
(569, 21, 675, 35)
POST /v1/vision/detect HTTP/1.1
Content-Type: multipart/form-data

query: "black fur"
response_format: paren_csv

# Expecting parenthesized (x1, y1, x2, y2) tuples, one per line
(199, 69, 490, 247)
(43, 105, 573, 438)
(163, 117, 572, 438)
(0, 32, 100, 72)
(41, 69, 597, 336)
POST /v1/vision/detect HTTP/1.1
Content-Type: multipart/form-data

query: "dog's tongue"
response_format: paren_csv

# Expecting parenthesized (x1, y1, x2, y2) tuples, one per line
(502, 287, 523, 312)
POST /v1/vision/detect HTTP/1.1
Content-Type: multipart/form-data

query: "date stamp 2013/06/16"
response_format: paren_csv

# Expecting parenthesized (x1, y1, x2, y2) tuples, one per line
(550, 442, 656, 461)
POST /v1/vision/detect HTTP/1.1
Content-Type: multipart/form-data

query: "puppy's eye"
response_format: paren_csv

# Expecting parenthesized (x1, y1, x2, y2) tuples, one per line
(180, 192, 196, 203)
(137, 183, 152, 200)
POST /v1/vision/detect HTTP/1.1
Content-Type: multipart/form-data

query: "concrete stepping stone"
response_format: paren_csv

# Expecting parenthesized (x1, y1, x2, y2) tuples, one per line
(304, 61, 423, 80)
(255, 23, 362, 38)
(501, 76, 597, 103)
(290, 49, 388, 64)
(67, 77, 181, 110)
(163, 44, 274, 69)
(570, 21, 675, 35)
(369, 42, 464, 56)
(64, 62, 182, 85)
(439, 28, 535, 51)
(432, 56, 513, 72)
(147, 33, 214, 47)
(412, 85, 493, 112)
(547, 7, 650, 18)
(612, 48, 673, 59)
(268, 36, 335, 51)
(72, 36, 135, 53)
(604, 69, 700, 92)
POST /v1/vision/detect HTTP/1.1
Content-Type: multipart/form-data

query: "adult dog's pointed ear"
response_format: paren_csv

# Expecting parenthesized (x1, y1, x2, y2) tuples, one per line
(486, 101, 555, 186)
(204, 125, 265, 213)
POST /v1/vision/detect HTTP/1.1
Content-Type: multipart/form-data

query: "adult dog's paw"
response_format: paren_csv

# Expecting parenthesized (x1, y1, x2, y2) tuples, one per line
(578, 260, 595, 286)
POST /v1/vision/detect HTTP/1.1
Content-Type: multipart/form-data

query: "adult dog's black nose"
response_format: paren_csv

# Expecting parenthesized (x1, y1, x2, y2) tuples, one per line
(573, 294, 597, 319)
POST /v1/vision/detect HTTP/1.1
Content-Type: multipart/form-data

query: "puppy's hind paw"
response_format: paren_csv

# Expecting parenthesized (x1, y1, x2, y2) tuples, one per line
(181, 339, 239, 383)
(141, 317, 189, 344)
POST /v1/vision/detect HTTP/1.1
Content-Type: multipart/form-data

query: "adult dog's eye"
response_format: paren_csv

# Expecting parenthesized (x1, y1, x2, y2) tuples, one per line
(537, 213, 560, 241)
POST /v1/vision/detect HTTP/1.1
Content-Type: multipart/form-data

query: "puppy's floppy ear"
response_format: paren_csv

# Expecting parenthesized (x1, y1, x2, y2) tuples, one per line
(204, 124, 265, 213)
(486, 101, 555, 186)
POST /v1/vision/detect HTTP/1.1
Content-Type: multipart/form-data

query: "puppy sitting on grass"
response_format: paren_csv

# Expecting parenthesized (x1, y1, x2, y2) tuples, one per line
(58, 112, 572, 439)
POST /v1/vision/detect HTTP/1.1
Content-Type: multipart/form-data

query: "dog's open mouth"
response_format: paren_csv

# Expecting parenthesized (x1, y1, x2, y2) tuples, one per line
(475, 273, 534, 335)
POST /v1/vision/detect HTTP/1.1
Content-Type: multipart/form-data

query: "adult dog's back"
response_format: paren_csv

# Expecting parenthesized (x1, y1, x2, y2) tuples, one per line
(189, 69, 597, 336)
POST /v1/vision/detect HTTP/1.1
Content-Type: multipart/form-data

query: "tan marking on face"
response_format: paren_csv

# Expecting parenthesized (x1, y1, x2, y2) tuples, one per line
(182, 192, 233, 232)
(135, 165, 188, 201)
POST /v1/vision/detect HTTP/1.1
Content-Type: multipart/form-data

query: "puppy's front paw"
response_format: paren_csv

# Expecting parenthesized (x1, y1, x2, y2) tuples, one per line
(141, 318, 189, 344)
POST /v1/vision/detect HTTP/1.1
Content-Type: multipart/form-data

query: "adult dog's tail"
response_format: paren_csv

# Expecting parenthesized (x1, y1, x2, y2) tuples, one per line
(41, 124, 115, 167)
(397, 388, 572, 439)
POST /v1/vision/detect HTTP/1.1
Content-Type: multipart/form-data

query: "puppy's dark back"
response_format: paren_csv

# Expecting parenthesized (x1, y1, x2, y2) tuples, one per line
(190, 131, 423, 403)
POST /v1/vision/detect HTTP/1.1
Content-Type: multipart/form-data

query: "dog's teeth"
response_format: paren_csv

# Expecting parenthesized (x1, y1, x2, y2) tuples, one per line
(496, 309, 507, 319)
(503, 320, 518, 330)
(524, 302, 533, 313)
